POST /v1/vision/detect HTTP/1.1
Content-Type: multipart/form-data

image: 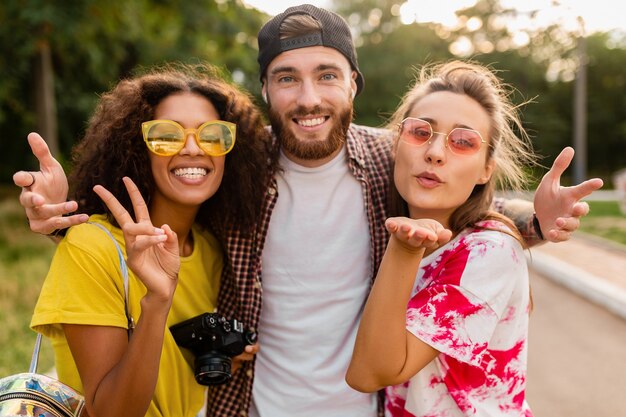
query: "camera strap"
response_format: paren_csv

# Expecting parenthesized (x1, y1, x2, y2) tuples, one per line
(89, 222, 135, 338)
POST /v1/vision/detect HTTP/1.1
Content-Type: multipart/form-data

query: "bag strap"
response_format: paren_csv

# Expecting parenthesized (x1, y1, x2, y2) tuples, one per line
(29, 333, 43, 373)
(28, 222, 134, 374)
(88, 222, 135, 336)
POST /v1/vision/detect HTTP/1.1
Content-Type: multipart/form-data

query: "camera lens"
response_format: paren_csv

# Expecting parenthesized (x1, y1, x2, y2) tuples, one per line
(194, 353, 232, 385)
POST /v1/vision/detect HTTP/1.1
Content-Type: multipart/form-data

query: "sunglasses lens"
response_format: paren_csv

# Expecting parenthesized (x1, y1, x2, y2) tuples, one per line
(198, 123, 235, 156)
(448, 129, 483, 155)
(145, 122, 184, 155)
(401, 119, 432, 146)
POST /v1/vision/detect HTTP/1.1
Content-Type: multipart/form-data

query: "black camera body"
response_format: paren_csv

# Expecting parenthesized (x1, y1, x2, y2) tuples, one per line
(170, 312, 257, 386)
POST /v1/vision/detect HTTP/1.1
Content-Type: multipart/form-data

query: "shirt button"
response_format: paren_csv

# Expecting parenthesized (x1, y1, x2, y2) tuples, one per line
(246, 368, 253, 377)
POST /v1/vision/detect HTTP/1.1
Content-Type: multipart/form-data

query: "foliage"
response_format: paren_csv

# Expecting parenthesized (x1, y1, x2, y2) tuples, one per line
(584, 34, 626, 177)
(333, 0, 404, 38)
(355, 23, 453, 127)
(333, 0, 626, 182)
(0, 0, 268, 179)
(0, 189, 56, 375)
(0, 0, 625, 185)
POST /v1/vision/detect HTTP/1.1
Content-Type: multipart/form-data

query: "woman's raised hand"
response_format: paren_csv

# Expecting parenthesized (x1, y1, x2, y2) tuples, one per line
(13, 133, 89, 235)
(94, 177, 179, 301)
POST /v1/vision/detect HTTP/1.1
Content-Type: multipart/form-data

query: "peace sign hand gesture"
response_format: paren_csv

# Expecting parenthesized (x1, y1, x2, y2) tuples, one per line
(93, 177, 179, 303)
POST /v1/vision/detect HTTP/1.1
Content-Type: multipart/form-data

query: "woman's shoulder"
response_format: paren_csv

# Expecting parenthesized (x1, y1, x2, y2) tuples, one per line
(461, 219, 523, 250)
(62, 214, 124, 255)
(43, 215, 127, 297)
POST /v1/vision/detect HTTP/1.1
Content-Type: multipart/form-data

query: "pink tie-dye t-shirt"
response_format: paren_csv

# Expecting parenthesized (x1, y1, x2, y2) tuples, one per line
(385, 221, 533, 417)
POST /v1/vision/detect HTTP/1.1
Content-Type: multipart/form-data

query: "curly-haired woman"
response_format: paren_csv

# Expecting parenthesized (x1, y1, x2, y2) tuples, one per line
(29, 63, 272, 417)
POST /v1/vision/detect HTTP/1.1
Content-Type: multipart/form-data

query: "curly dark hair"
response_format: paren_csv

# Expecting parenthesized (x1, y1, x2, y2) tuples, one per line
(68, 62, 273, 236)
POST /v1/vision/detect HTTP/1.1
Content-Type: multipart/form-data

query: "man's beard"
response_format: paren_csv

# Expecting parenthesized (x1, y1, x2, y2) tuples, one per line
(268, 103, 353, 161)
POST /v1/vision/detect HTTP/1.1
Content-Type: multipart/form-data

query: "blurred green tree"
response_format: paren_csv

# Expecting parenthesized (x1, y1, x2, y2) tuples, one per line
(0, 0, 267, 180)
(331, 0, 626, 182)
(1, 0, 624, 184)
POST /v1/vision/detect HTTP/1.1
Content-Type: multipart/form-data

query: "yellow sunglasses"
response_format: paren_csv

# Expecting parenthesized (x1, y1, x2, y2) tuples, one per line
(142, 119, 236, 156)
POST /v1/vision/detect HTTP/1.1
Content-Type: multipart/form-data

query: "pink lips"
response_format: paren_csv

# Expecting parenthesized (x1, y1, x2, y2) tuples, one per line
(416, 171, 443, 189)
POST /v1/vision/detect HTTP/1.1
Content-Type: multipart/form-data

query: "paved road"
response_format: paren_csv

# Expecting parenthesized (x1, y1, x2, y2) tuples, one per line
(526, 270, 626, 416)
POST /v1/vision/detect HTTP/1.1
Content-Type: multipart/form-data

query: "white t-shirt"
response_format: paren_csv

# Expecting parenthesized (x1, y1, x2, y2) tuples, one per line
(250, 147, 377, 417)
(386, 221, 533, 417)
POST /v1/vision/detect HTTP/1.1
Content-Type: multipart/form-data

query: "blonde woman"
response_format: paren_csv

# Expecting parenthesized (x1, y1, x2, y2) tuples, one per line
(347, 61, 541, 416)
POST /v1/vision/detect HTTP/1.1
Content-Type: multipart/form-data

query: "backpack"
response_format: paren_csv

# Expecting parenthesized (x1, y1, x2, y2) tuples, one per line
(0, 333, 86, 416)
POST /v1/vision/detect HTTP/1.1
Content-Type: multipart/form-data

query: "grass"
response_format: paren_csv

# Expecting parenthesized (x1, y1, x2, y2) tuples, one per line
(0, 190, 56, 376)
(579, 200, 626, 247)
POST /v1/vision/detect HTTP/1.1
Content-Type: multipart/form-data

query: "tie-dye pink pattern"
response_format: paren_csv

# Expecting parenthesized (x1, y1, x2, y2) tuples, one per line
(385, 221, 533, 417)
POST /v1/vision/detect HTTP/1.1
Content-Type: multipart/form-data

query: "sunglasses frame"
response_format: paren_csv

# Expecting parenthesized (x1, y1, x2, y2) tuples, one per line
(398, 117, 486, 156)
(142, 119, 236, 157)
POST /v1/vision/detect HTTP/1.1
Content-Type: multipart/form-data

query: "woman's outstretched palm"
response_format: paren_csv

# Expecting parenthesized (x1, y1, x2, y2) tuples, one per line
(385, 217, 452, 251)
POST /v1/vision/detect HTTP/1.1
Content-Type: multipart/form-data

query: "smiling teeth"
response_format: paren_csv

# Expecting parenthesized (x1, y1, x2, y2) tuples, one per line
(174, 167, 207, 178)
(298, 117, 325, 127)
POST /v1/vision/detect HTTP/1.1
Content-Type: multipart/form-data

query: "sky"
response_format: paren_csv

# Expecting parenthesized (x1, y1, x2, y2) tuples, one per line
(242, 0, 626, 34)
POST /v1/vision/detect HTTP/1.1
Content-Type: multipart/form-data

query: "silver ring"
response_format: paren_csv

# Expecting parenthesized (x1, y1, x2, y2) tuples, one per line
(26, 172, 36, 188)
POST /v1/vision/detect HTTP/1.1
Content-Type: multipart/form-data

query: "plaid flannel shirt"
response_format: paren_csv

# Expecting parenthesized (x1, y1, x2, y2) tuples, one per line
(206, 123, 394, 417)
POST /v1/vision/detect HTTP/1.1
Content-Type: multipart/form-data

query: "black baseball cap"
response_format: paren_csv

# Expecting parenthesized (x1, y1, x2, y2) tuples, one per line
(257, 4, 364, 95)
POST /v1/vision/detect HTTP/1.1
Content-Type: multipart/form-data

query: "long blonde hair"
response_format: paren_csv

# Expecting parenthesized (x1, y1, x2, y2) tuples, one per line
(388, 60, 537, 238)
